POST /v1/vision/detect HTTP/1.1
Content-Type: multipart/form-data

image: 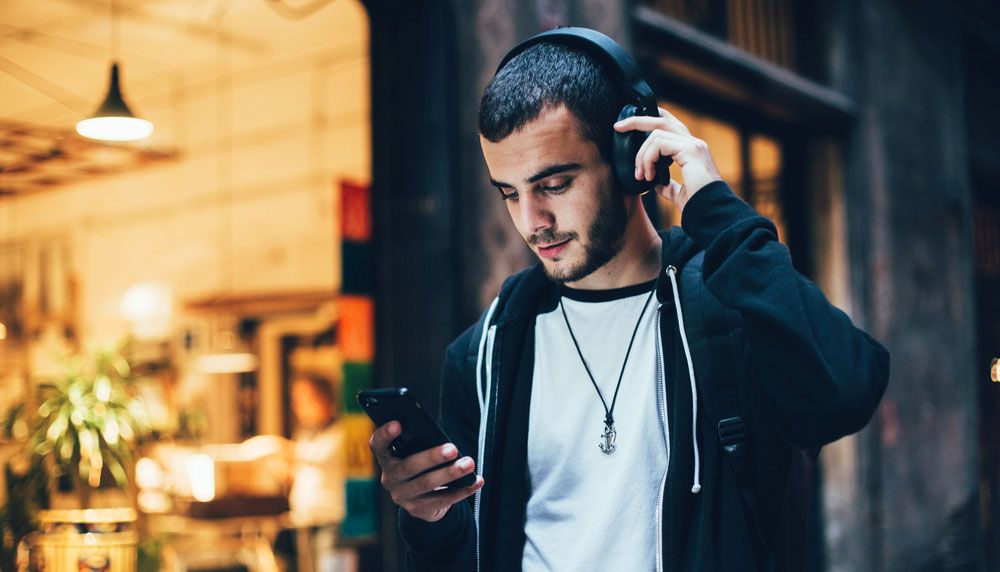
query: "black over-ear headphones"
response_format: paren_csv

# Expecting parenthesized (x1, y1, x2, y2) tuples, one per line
(495, 27, 672, 196)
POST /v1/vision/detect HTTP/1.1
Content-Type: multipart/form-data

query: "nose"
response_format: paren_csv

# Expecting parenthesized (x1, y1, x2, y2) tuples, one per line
(518, 190, 553, 235)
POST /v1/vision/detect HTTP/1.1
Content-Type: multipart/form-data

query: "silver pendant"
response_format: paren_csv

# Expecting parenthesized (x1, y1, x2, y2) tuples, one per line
(599, 422, 617, 454)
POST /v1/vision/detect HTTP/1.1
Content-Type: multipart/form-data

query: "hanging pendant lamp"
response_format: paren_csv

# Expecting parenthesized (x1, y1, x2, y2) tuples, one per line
(76, 0, 153, 142)
(76, 62, 153, 141)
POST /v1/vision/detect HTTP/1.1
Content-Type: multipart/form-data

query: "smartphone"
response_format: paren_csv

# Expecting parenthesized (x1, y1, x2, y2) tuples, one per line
(357, 387, 476, 489)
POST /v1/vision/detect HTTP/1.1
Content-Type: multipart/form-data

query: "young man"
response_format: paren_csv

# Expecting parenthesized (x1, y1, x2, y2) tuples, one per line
(369, 35, 889, 571)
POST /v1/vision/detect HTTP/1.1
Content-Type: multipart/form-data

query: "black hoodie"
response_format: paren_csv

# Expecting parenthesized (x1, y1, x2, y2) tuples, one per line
(397, 181, 890, 571)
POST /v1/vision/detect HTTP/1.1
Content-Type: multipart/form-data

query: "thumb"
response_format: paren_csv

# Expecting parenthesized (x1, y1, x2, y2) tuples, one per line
(657, 180, 683, 203)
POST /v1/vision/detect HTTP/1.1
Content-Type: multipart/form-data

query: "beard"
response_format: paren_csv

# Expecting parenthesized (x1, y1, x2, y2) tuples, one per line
(528, 185, 628, 284)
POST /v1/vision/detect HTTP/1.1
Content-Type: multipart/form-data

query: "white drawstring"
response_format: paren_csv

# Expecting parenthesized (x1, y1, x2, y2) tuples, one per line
(474, 296, 499, 569)
(667, 266, 701, 494)
(476, 297, 500, 410)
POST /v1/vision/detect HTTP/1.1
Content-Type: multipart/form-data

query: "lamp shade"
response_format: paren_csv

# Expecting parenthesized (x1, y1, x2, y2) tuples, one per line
(76, 62, 153, 141)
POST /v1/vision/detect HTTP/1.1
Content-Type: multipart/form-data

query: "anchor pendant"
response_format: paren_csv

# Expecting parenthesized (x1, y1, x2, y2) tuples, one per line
(599, 422, 617, 454)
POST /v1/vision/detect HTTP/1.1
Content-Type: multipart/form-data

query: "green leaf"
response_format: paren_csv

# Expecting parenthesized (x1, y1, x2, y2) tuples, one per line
(59, 433, 74, 461)
(101, 418, 121, 446)
(46, 415, 67, 442)
(79, 428, 97, 461)
(106, 457, 127, 488)
(94, 375, 113, 403)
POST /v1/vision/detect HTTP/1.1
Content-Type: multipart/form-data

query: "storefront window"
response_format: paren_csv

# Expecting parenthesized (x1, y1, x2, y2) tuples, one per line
(638, 0, 800, 71)
(656, 101, 788, 244)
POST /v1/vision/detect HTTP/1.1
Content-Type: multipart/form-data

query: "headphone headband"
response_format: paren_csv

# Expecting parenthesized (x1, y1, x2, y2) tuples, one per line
(494, 27, 657, 115)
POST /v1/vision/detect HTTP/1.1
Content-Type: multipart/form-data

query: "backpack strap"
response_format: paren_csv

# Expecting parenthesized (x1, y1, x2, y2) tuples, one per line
(678, 254, 771, 559)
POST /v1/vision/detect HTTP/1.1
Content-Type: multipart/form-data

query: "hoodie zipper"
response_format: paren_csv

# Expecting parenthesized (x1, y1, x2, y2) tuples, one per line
(654, 303, 672, 572)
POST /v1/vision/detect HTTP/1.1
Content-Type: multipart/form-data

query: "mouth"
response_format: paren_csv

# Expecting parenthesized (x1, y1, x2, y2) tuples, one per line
(537, 239, 571, 259)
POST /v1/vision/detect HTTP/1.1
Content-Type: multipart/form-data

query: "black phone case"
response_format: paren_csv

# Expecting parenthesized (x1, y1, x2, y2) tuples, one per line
(357, 388, 476, 489)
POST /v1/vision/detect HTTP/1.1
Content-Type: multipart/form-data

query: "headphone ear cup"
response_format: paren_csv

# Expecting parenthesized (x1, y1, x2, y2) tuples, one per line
(613, 105, 650, 195)
(613, 105, 674, 195)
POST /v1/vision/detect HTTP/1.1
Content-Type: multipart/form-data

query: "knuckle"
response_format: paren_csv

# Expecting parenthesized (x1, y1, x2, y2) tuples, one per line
(416, 470, 439, 490)
(398, 457, 415, 475)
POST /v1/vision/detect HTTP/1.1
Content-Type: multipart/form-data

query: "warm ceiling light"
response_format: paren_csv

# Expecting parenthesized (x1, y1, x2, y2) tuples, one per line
(76, 62, 153, 142)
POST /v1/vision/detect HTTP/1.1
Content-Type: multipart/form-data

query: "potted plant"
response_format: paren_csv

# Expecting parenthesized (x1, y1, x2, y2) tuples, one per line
(7, 341, 149, 572)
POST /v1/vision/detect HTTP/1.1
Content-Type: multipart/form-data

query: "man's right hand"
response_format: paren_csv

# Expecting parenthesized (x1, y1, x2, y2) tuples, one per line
(369, 420, 485, 523)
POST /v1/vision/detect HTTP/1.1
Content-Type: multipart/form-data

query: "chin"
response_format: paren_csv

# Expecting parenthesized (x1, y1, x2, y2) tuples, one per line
(539, 257, 588, 284)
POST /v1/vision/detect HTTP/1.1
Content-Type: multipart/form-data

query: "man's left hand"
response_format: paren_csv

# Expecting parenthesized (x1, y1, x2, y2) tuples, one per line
(613, 107, 723, 214)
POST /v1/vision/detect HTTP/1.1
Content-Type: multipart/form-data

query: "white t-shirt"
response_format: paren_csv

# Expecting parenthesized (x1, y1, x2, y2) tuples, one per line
(522, 280, 669, 571)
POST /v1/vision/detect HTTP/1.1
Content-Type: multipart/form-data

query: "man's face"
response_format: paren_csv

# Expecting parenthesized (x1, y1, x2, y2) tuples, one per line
(480, 105, 627, 284)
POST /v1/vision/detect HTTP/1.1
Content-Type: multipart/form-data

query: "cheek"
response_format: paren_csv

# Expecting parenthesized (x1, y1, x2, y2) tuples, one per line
(567, 192, 601, 231)
(505, 202, 528, 233)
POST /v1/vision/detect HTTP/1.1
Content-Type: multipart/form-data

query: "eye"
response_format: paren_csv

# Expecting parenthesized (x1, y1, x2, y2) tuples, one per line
(540, 179, 573, 193)
(496, 186, 518, 201)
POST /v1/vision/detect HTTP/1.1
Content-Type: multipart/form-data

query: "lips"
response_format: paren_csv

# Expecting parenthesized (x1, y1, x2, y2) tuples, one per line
(537, 239, 570, 259)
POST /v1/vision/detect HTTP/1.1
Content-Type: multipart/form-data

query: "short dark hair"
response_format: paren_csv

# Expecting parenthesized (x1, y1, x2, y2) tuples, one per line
(478, 42, 629, 167)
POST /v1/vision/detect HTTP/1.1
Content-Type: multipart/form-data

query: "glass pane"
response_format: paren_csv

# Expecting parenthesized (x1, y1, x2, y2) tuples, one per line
(655, 100, 743, 228)
(749, 134, 787, 243)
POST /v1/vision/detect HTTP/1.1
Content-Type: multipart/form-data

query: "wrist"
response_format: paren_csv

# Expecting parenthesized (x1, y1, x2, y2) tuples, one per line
(676, 177, 723, 216)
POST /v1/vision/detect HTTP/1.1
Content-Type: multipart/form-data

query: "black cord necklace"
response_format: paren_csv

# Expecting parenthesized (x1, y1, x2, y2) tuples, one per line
(558, 285, 656, 455)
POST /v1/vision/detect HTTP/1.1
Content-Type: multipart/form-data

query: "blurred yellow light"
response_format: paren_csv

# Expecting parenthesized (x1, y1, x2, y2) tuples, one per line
(120, 281, 173, 339)
(186, 454, 216, 502)
(991, 358, 999, 383)
(137, 490, 170, 513)
(135, 457, 163, 489)
(0, 322, 6, 340)
(76, 116, 153, 142)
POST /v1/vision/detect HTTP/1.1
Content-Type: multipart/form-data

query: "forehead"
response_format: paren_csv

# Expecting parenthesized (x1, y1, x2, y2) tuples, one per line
(480, 105, 600, 180)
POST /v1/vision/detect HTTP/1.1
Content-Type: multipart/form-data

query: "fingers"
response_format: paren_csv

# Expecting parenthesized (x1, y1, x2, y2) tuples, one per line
(657, 180, 684, 203)
(614, 107, 690, 136)
(633, 130, 685, 182)
(392, 456, 477, 503)
(405, 477, 485, 522)
(369, 423, 485, 524)
(656, 106, 691, 135)
(391, 459, 482, 523)
(369, 421, 402, 466)
(394, 442, 461, 483)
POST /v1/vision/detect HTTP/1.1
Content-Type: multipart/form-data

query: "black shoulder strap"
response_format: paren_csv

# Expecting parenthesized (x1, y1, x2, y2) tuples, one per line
(678, 255, 771, 559)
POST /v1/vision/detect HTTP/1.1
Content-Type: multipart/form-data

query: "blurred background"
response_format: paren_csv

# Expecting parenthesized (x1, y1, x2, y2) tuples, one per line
(0, 0, 997, 571)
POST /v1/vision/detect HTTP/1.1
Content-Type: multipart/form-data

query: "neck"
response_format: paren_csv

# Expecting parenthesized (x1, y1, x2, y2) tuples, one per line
(564, 199, 662, 290)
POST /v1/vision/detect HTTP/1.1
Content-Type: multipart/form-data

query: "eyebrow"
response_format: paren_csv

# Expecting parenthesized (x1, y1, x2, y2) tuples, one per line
(489, 162, 583, 188)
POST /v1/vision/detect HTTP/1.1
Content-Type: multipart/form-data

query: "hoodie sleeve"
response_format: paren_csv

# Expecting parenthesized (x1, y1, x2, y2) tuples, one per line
(680, 180, 890, 448)
(397, 328, 480, 571)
